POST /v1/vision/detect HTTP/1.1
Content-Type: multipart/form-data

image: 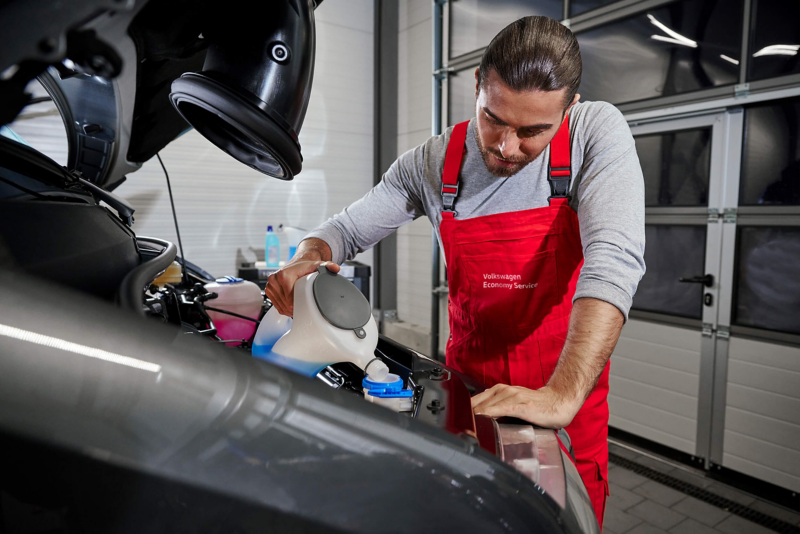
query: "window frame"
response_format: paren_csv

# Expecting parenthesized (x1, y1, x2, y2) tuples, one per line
(446, 0, 800, 115)
(628, 112, 730, 327)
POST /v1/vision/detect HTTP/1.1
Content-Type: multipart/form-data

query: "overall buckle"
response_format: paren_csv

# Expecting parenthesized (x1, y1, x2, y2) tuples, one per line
(548, 165, 571, 200)
(441, 182, 459, 216)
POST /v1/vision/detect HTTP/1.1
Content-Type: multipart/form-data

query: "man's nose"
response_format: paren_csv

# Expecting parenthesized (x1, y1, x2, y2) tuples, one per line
(498, 129, 521, 158)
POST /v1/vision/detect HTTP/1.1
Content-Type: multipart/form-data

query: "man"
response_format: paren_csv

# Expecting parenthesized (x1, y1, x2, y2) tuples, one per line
(265, 16, 645, 527)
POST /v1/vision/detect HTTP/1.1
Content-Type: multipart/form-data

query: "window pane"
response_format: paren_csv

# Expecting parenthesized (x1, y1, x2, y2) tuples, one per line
(449, 69, 476, 126)
(739, 97, 800, 205)
(734, 227, 800, 335)
(748, 0, 800, 82)
(449, 0, 562, 59)
(570, 0, 618, 17)
(577, 0, 742, 105)
(5, 79, 69, 166)
(635, 128, 711, 207)
(632, 225, 706, 319)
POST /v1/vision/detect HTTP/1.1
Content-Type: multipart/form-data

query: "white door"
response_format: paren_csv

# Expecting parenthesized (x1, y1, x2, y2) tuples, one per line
(610, 110, 737, 463)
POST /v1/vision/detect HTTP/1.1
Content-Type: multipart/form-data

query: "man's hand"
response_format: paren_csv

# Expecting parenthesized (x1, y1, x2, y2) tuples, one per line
(472, 384, 580, 429)
(264, 238, 339, 317)
(471, 298, 624, 428)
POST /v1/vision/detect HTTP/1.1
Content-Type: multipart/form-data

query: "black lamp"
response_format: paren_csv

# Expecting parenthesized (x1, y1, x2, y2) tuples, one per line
(169, 0, 317, 180)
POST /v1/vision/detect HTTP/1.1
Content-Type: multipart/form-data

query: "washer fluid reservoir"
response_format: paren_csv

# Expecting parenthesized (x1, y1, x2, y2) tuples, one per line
(203, 277, 263, 345)
(252, 265, 387, 380)
(363, 373, 414, 412)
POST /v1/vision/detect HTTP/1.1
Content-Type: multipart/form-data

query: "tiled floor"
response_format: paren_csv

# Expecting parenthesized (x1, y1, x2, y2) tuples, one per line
(604, 443, 800, 534)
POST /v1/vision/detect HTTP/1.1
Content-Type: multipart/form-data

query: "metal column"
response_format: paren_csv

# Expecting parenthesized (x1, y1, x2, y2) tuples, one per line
(430, 0, 445, 360)
(373, 0, 399, 322)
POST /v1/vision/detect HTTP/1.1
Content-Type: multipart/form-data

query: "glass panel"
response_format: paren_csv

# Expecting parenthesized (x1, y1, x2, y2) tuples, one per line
(739, 97, 800, 205)
(570, 0, 619, 17)
(734, 227, 800, 335)
(449, 0, 563, 59)
(577, 0, 743, 105)
(632, 225, 706, 319)
(635, 128, 711, 207)
(4, 79, 69, 166)
(448, 68, 477, 126)
(748, 0, 800, 82)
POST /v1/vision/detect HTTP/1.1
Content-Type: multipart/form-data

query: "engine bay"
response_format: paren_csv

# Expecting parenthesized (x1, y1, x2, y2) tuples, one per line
(138, 246, 467, 424)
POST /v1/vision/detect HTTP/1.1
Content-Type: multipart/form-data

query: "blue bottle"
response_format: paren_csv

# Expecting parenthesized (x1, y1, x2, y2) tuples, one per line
(265, 225, 280, 267)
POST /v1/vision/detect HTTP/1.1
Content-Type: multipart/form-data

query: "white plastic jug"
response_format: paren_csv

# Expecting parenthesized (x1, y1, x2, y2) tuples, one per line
(204, 277, 263, 345)
(252, 266, 388, 380)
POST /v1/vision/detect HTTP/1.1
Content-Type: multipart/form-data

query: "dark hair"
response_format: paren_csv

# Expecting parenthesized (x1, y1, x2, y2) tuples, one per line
(478, 16, 582, 109)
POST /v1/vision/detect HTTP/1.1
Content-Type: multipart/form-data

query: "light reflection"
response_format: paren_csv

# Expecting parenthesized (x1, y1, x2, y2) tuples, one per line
(720, 54, 740, 65)
(651, 35, 698, 48)
(648, 14, 697, 48)
(752, 44, 800, 57)
(0, 323, 162, 373)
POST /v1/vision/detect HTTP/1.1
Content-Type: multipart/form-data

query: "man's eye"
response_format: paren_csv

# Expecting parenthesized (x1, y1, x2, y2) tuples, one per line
(520, 129, 544, 138)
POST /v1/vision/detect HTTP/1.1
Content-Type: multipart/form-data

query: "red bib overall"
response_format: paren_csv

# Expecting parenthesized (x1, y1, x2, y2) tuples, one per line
(440, 119, 610, 526)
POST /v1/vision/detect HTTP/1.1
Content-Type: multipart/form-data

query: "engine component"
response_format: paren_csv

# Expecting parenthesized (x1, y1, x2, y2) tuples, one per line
(202, 276, 263, 345)
(362, 373, 414, 412)
(169, 0, 317, 179)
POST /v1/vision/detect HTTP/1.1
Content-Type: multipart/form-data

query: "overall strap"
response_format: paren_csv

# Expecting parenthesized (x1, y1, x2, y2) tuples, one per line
(548, 114, 571, 206)
(441, 121, 470, 219)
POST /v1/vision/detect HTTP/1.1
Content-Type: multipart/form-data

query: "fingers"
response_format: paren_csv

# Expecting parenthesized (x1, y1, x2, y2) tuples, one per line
(265, 274, 291, 316)
(471, 383, 506, 407)
(323, 261, 341, 273)
(265, 269, 296, 316)
(473, 386, 520, 414)
(265, 260, 342, 317)
(475, 402, 522, 418)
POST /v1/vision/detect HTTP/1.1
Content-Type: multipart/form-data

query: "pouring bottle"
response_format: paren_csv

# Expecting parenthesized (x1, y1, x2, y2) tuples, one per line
(252, 265, 388, 380)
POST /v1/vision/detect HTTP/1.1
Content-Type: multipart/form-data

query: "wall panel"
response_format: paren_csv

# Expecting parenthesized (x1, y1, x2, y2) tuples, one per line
(608, 319, 702, 455)
(395, 0, 434, 333)
(723, 336, 800, 492)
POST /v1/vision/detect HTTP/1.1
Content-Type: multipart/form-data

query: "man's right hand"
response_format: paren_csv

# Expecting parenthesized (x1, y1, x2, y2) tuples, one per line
(264, 238, 339, 317)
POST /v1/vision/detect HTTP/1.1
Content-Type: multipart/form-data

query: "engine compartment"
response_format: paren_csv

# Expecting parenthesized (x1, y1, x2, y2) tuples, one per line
(141, 260, 480, 439)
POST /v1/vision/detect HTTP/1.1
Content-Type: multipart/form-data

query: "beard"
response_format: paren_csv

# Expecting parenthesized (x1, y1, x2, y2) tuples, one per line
(475, 129, 540, 178)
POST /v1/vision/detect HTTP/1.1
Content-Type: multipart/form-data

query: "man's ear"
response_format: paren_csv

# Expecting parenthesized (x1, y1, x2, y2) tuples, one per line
(474, 67, 480, 100)
(565, 93, 580, 115)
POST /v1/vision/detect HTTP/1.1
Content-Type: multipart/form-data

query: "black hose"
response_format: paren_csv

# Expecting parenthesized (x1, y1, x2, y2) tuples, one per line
(157, 153, 188, 286)
(118, 236, 177, 316)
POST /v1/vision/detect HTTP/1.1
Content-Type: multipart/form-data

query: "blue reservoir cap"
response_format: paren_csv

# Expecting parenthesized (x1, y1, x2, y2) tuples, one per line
(362, 374, 413, 398)
(267, 225, 274, 232)
(215, 276, 244, 284)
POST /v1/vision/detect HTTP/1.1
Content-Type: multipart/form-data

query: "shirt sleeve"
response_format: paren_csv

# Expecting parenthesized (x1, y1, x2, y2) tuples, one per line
(304, 144, 427, 265)
(573, 103, 646, 321)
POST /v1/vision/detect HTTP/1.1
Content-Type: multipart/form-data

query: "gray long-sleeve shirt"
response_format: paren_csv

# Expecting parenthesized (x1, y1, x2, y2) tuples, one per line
(306, 101, 646, 319)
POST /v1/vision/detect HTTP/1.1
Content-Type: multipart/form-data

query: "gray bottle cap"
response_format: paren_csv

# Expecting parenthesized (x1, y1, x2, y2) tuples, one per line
(312, 265, 371, 331)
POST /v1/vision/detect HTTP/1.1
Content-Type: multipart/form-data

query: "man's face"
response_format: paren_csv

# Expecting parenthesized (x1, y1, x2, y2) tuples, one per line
(474, 69, 579, 178)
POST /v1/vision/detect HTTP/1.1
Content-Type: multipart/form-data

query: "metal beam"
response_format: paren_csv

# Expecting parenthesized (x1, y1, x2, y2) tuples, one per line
(373, 0, 399, 318)
(431, 0, 444, 360)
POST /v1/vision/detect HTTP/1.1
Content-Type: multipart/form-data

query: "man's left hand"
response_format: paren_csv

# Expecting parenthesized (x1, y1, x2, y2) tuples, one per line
(471, 383, 580, 429)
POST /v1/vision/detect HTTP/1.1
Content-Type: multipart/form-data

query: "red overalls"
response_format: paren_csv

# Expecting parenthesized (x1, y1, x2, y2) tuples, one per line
(440, 118, 610, 527)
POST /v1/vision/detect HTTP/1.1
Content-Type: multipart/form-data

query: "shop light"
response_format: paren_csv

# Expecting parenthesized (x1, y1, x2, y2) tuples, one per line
(720, 54, 740, 65)
(648, 14, 697, 48)
(752, 44, 799, 57)
(651, 35, 698, 48)
(0, 323, 162, 373)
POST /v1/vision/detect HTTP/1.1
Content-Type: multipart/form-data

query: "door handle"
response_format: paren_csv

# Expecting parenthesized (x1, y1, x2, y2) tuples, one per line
(678, 274, 714, 287)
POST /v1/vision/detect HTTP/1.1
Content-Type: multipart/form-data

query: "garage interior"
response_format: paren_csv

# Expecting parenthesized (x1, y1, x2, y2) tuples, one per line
(2, 0, 799, 533)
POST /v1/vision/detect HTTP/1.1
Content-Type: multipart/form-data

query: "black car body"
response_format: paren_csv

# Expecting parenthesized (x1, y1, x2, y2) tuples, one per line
(0, 1, 600, 532)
